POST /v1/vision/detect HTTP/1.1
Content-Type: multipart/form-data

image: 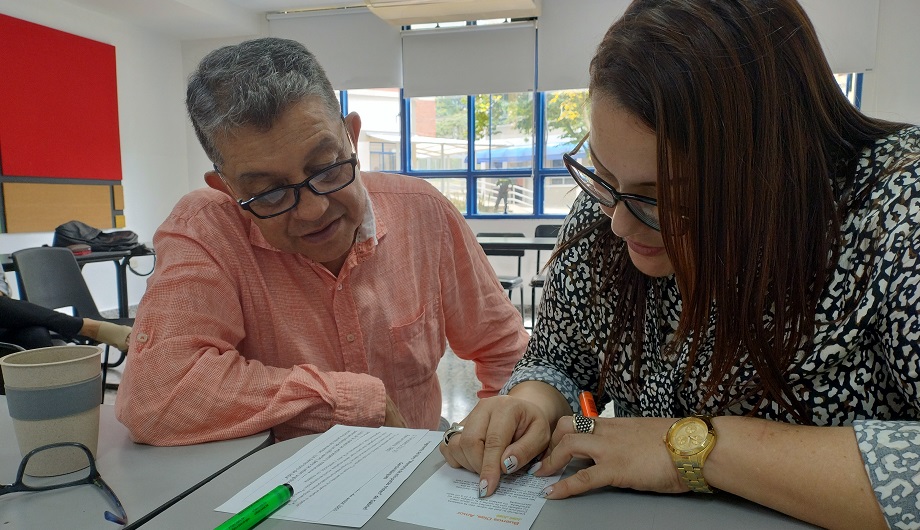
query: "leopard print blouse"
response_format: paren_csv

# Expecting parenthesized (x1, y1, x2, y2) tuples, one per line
(504, 126, 920, 528)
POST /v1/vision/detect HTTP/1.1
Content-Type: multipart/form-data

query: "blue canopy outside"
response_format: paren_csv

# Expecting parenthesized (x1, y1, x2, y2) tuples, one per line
(470, 141, 576, 165)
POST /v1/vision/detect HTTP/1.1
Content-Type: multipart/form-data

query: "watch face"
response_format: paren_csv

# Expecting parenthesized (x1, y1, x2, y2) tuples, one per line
(670, 418, 711, 456)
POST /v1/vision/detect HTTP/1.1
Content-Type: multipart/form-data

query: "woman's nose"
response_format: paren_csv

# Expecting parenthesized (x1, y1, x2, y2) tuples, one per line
(601, 201, 641, 238)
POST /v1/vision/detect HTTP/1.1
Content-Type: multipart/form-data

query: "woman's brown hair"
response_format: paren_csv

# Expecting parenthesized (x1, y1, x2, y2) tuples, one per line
(576, 0, 906, 421)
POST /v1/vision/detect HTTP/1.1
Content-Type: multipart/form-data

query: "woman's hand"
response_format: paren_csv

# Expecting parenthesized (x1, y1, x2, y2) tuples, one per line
(532, 416, 685, 498)
(439, 394, 554, 497)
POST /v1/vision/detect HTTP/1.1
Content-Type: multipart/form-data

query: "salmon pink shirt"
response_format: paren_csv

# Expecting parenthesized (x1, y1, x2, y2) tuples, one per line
(116, 172, 528, 445)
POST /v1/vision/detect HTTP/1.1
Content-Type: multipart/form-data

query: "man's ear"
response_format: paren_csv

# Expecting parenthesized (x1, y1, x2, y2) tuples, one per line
(205, 170, 233, 197)
(343, 112, 362, 147)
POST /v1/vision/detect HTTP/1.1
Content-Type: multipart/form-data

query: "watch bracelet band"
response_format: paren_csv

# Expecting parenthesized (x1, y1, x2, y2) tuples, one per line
(673, 457, 714, 493)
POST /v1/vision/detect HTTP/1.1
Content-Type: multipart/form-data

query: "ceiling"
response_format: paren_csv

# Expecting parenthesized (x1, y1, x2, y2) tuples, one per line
(62, 0, 362, 40)
(62, 0, 543, 40)
(223, 0, 356, 11)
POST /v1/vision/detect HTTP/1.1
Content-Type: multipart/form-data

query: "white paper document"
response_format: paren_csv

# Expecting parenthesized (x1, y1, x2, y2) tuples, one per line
(216, 424, 441, 527)
(388, 462, 562, 530)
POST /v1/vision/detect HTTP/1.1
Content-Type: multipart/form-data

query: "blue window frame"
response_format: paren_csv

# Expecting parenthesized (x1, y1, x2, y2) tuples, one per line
(340, 75, 862, 219)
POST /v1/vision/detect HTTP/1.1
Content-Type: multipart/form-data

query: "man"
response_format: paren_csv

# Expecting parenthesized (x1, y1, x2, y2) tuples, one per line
(495, 178, 512, 213)
(115, 38, 528, 445)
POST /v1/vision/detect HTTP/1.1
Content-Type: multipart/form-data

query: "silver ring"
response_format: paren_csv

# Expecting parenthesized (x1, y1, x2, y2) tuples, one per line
(572, 414, 595, 434)
(443, 422, 464, 445)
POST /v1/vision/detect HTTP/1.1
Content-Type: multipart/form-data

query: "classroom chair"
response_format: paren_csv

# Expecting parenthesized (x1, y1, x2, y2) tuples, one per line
(11, 247, 134, 390)
(528, 224, 562, 328)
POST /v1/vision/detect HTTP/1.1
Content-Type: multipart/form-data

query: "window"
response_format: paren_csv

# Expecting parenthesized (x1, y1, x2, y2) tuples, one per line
(368, 141, 399, 172)
(473, 93, 533, 170)
(410, 96, 468, 171)
(834, 73, 863, 108)
(343, 88, 402, 172)
(472, 93, 535, 214)
(340, 77, 860, 218)
(541, 89, 588, 214)
(426, 177, 468, 212)
(405, 92, 545, 216)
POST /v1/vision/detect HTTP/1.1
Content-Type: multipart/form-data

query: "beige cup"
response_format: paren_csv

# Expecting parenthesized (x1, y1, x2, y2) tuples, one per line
(0, 344, 103, 476)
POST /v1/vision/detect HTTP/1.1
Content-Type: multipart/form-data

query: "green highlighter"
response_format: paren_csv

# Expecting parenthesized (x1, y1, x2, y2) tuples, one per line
(215, 483, 294, 530)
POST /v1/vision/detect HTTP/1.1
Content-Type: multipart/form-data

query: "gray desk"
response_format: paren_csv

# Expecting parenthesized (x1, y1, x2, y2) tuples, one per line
(476, 236, 558, 252)
(0, 396, 271, 529)
(144, 433, 815, 529)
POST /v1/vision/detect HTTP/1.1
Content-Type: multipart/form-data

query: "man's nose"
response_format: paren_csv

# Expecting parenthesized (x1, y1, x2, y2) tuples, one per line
(290, 190, 329, 221)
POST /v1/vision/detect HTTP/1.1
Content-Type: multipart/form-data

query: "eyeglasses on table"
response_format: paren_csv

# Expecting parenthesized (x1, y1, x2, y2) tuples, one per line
(0, 441, 128, 526)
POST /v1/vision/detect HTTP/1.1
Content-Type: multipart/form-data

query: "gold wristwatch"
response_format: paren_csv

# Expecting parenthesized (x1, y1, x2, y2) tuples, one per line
(664, 415, 716, 493)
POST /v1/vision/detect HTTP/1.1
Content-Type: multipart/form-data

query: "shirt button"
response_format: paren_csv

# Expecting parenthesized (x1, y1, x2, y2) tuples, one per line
(336, 284, 343, 291)
(135, 332, 149, 343)
(346, 333, 356, 342)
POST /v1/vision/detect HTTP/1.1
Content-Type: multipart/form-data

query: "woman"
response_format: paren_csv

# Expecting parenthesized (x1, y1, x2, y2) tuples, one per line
(0, 276, 131, 351)
(440, 1, 919, 528)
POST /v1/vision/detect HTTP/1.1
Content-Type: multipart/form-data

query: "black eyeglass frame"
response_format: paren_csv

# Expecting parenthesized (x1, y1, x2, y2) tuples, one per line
(562, 133, 661, 232)
(0, 441, 128, 525)
(213, 122, 358, 220)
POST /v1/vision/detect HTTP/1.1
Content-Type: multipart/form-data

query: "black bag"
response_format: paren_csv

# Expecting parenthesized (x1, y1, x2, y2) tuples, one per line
(53, 220, 140, 252)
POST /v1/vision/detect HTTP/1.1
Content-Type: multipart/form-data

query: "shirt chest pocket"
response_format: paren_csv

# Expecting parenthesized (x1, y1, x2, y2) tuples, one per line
(388, 298, 442, 389)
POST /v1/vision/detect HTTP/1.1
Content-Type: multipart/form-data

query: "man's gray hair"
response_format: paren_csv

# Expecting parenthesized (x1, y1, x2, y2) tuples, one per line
(187, 37, 341, 166)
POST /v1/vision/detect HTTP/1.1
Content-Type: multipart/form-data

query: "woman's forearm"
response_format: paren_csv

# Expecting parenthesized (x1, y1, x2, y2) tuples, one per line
(706, 416, 885, 529)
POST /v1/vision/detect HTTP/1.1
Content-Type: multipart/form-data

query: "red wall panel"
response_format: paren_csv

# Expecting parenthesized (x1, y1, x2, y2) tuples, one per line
(0, 14, 122, 181)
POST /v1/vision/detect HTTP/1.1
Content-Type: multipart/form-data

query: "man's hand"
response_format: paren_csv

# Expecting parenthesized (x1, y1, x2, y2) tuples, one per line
(384, 395, 408, 428)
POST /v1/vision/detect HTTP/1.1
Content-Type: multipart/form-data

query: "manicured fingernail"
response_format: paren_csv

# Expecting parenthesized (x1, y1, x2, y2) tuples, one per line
(503, 455, 518, 473)
(479, 479, 489, 498)
(540, 486, 553, 498)
(527, 461, 542, 475)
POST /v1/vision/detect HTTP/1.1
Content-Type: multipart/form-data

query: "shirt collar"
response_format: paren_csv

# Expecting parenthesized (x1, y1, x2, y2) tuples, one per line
(355, 183, 378, 246)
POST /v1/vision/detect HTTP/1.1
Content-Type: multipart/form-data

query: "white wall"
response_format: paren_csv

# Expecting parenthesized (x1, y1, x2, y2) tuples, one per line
(859, 0, 920, 124)
(181, 35, 266, 192)
(0, 0, 190, 309)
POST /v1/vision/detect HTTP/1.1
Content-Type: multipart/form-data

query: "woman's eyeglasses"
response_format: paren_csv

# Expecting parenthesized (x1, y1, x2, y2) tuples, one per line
(563, 133, 661, 231)
(0, 442, 128, 526)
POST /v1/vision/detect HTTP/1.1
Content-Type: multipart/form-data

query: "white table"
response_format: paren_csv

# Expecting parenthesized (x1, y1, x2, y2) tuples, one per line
(0, 396, 272, 529)
(144, 432, 816, 529)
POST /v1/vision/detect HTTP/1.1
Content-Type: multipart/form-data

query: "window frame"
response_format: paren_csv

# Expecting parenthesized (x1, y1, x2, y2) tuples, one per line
(339, 73, 862, 219)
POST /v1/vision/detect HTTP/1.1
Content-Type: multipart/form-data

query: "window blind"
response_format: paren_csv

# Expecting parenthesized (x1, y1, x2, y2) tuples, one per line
(537, 0, 879, 92)
(268, 8, 402, 90)
(402, 21, 536, 98)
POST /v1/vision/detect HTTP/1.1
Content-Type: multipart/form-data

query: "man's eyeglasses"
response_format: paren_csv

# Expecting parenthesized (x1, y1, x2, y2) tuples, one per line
(214, 124, 358, 220)
(0, 442, 128, 526)
(563, 133, 661, 231)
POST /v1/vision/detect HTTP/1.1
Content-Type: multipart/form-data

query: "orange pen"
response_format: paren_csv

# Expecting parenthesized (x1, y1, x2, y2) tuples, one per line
(578, 391, 598, 417)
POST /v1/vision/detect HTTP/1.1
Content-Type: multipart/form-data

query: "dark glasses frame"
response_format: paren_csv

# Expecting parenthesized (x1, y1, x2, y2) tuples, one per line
(213, 120, 358, 220)
(563, 133, 661, 231)
(0, 441, 128, 525)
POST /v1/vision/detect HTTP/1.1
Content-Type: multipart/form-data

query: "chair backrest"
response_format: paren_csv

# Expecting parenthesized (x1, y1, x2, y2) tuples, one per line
(11, 247, 104, 320)
(476, 232, 526, 258)
(534, 224, 562, 238)
(533, 224, 562, 269)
